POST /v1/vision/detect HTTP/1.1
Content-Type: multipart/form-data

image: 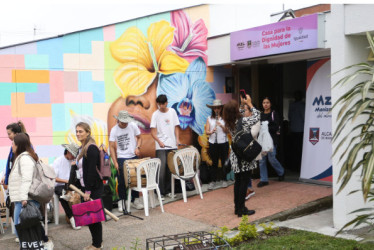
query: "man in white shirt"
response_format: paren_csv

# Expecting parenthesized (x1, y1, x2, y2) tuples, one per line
(151, 94, 180, 197)
(109, 110, 143, 212)
(53, 143, 81, 230)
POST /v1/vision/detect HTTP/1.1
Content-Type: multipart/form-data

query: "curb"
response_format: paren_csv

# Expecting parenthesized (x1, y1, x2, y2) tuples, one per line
(252, 195, 333, 224)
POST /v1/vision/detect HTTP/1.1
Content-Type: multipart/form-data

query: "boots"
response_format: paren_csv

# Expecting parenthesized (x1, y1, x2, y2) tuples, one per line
(69, 217, 81, 230)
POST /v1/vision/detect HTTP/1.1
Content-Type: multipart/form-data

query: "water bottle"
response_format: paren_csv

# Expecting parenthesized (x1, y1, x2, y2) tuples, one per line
(104, 154, 110, 166)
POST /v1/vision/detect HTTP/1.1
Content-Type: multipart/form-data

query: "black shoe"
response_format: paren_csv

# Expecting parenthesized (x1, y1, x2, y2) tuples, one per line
(238, 209, 255, 217)
(278, 174, 285, 181)
(257, 181, 269, 188)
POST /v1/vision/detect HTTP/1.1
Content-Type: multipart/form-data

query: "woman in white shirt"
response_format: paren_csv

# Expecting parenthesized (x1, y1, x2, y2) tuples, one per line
(205, 99, 229, 190)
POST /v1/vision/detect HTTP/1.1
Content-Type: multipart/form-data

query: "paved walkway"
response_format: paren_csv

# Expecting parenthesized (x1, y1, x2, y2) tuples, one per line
(0, 178, 332, 249)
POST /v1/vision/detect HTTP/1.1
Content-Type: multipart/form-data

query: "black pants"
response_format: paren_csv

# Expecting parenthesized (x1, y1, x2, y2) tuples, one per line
(86, 184, 104, 248)
(234, 171, 251, 212)
(208, 142, 229, 182)
(117, 157, 139, 202)
(54, 185, 73, 218)
(156, 149, 173, 195)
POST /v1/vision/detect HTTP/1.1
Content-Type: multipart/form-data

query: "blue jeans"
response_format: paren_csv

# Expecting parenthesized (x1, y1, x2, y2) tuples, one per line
(14, 200, 40, 237)
(117, 157, 139, 201)
(259, 146, 284, 182)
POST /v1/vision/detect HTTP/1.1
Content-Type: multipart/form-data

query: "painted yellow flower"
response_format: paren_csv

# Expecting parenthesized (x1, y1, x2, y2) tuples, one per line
(110, 20, 189, 98)
(65, 110, 109, 150)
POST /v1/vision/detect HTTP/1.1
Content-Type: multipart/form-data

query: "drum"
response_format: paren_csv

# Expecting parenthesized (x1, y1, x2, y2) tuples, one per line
(167, 146, 200, 176)
(123, 158, 150, 188)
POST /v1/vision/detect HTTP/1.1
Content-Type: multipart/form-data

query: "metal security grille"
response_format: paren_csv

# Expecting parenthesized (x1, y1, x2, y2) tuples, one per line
(146, 231, 231, 250)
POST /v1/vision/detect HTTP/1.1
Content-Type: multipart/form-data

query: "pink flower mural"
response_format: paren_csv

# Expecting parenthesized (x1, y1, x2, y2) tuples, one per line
(170, 10, 208, 64)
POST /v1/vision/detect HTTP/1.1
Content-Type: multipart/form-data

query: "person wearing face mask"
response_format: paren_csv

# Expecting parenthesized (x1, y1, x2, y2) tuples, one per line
(257, 97, 285, 188)
(205, 99, 229, 190)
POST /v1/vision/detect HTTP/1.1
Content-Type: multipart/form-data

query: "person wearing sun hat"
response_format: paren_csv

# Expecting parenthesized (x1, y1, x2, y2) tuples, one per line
(205, 99, 229, 190)
(52, 142, 81, 230)
(109, 110, 143, 212)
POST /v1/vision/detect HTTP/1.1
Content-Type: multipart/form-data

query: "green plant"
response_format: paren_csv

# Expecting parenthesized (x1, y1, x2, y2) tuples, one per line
(333, 32, 374, 238)
(130, 238, 142, 250)
(259, 222, 279, 235)
(237, 215, 258, 240)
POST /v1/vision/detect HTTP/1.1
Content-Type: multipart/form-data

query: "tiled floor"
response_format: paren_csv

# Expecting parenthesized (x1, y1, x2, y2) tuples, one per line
(165, 179, 332, 229)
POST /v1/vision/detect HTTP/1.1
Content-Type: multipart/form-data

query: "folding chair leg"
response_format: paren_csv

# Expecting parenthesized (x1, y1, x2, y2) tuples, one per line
(156, 187, 164, 213)
(194, 175, 203, 199)
(171, 175, 175, 199)
(149, 190, 155, 208)
(142, 188, 149, 216)
(127, 189, 132, 213)
(53, 194, 59, 225)
(180, 179, 187, 202)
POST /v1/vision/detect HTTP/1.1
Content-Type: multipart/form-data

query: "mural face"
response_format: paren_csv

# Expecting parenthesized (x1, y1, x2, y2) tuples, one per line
(0, 7, 232, 179)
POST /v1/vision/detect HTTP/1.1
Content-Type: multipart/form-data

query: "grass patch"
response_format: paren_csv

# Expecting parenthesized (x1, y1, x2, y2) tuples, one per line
(235, 228, 374, 250)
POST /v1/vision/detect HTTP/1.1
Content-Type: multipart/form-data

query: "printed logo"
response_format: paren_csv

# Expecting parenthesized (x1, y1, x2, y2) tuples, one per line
(237, 42, 245, 50)
(247, 40, 252, 49)
(309, 127, 320, 145)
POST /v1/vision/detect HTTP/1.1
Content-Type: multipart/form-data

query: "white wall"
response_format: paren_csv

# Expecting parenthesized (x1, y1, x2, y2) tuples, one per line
(331, 4, 373, 229)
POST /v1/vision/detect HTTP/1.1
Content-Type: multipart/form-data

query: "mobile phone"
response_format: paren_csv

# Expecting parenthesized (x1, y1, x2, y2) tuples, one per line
(240, 89, 247, 99)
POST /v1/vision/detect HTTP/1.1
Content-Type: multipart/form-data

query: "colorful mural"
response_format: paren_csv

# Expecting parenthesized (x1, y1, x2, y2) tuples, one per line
(0, 6, 232, 183)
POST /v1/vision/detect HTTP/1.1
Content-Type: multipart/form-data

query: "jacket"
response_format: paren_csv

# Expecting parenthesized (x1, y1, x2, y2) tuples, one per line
(82, 144, 102, 192)
(8, 152, 35, 202)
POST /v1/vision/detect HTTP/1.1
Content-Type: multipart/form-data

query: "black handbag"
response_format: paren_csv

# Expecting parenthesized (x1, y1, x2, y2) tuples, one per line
(232, 118, 262, 162)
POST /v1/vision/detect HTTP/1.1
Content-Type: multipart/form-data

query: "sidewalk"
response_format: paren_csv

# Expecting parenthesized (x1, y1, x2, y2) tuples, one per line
(0, 178, 333, 249)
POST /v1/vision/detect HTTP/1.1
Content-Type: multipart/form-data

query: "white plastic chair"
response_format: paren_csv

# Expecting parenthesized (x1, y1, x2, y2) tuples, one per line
(127, 158, 164, 216)
(171, 147, 203, 202)
(53, 194, 60, 225)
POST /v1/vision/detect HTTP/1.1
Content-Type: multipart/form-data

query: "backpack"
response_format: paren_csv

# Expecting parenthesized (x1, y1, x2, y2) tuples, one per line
(232, 118, 262, 163)
(18, 155, 56, 203)
(92, 144, 111, 180)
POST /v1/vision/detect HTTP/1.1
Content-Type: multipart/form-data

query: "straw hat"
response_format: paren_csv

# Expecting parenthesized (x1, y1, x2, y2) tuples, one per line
(113, 110, 134, 123)
(206, 99, 224, 109)
(62, 143, 80, 157)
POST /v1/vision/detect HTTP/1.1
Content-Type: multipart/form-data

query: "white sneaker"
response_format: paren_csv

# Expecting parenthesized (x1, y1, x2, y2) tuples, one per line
(69, 217, 81, 230)
(118, 200, 123, 212)
(15, 237, 19, 243)
(166, 193, 176, 198)
(222, 181, 228, 188)
(131, 198, 144, 210)
(208, 182, 215, 190)
(44, 240, 54, 250)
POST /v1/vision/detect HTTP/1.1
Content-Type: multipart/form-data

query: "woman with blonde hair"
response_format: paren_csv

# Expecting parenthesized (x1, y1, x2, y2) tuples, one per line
(75, 122, 103, 250)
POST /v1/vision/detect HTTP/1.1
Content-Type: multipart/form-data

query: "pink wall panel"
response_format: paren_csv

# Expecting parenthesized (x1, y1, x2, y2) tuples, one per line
(29, 117, 53, 145)
(103, 25, 116, 41)
(0, 55, 24, 68)
(63, 71, 79, 91)
(0, 69, 12, 82)
(64, 92, 93, 103)
(50, 71, 64, 103)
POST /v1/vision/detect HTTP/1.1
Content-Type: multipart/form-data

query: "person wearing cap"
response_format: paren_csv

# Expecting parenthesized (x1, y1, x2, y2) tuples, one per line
(53, 143, 81, 230)
(109, 110, 143, 212)
(150, 94, 180, 198)
(206, 99, 229, 190)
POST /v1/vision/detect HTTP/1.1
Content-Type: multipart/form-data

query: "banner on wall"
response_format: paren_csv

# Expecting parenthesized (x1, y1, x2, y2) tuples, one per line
(230, 14, 322, 61)
(300, 58, 332, 183)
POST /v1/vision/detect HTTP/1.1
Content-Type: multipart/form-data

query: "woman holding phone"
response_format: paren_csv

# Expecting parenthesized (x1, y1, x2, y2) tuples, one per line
(223, 94, 260, 217)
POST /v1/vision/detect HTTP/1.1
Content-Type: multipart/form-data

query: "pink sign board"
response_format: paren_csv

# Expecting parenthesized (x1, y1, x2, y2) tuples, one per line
(230, 14, 319, 61)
